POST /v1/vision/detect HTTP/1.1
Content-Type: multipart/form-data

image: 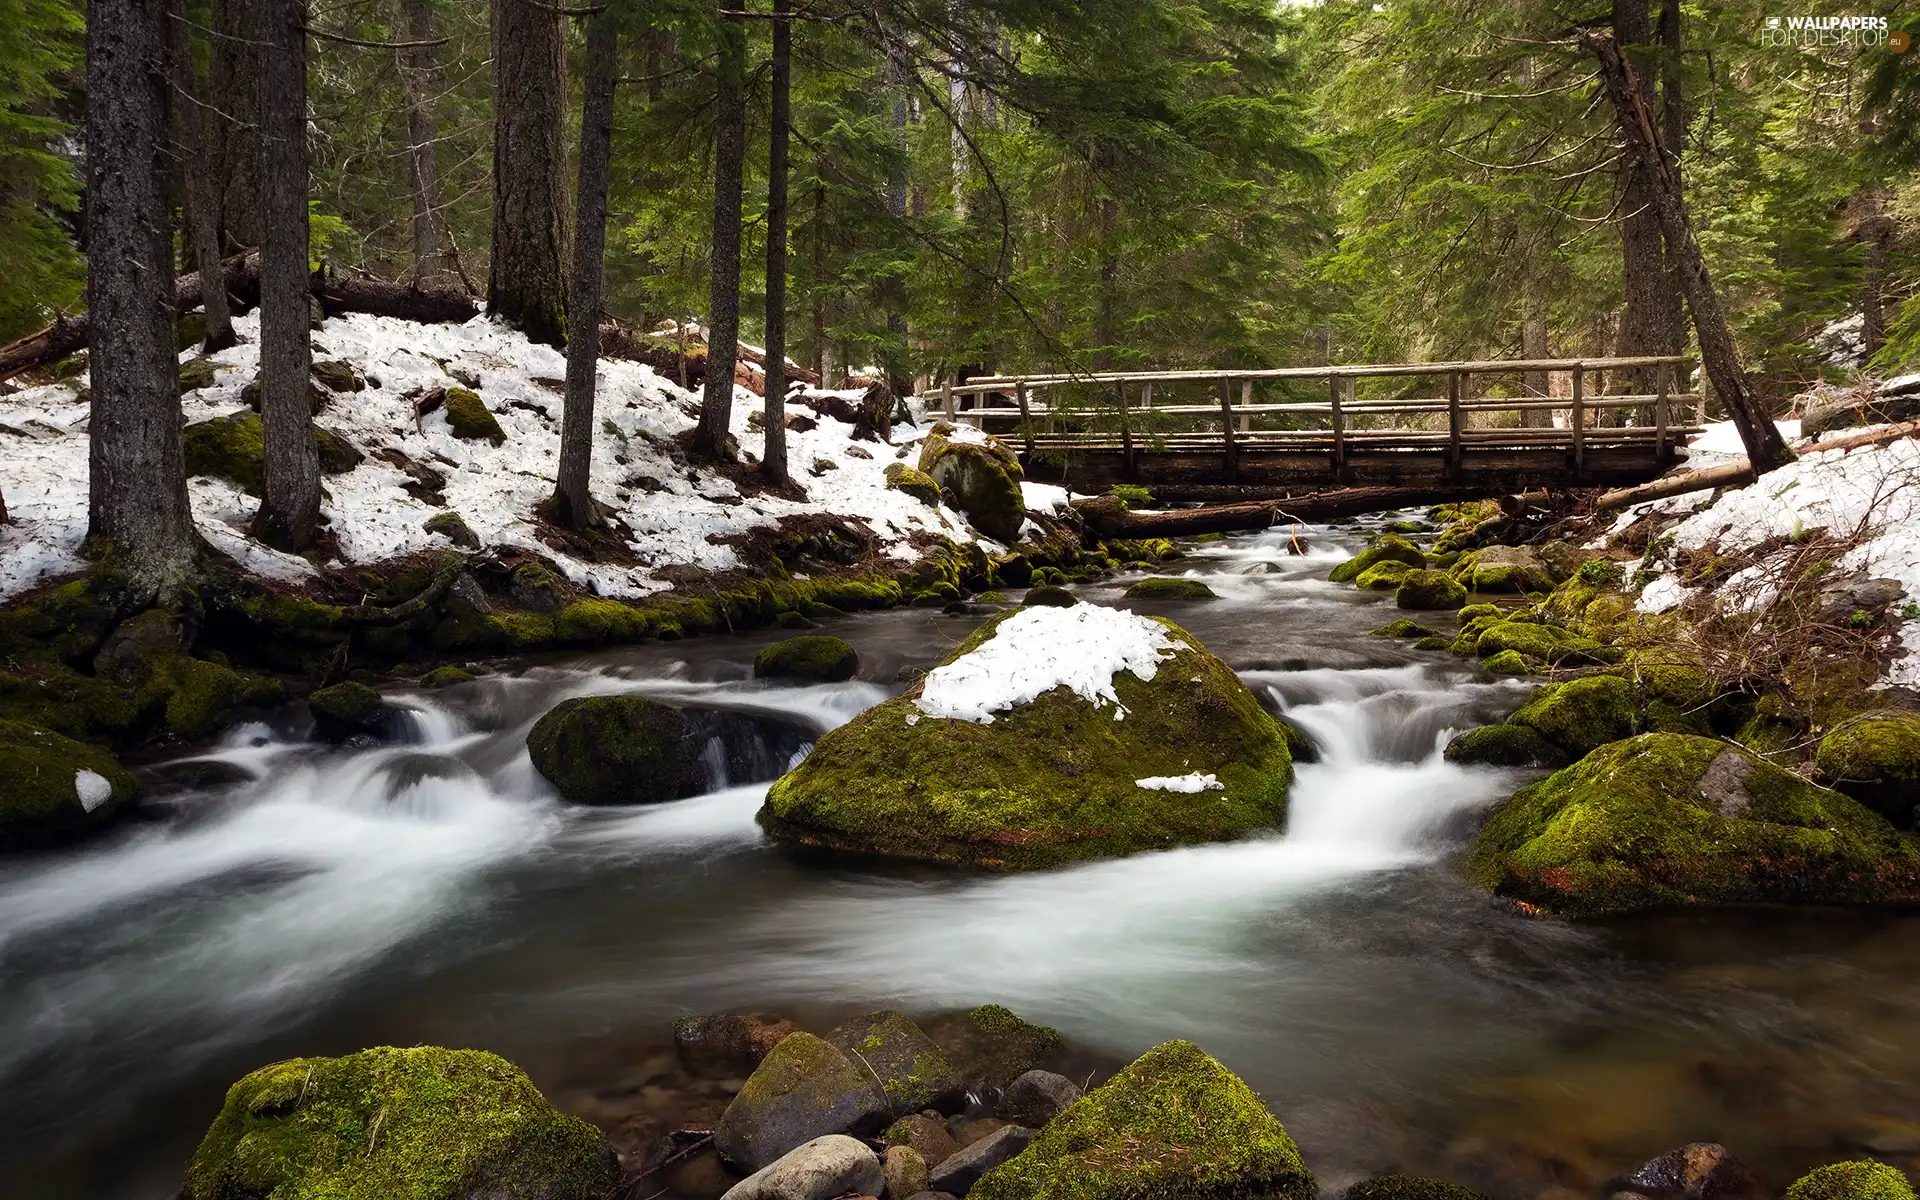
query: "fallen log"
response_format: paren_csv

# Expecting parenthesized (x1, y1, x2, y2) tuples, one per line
(1596, 420, 1920, 511)
(1074, 484, 1530, 539)
(0, 253, 257, 380)
(313, 267, 479, 324)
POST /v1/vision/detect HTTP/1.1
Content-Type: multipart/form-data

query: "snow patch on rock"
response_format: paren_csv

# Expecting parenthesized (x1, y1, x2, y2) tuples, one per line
(73, 769, 113, 812)
(1134, 772, 1224, 793)
(916, 604, 1176, 724)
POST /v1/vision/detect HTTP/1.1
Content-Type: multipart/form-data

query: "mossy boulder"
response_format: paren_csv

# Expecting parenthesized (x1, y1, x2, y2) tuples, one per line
(755, 635, 859, 683)
(714, 1032, 891, 1173)
(1475, 620, 1616, 667)
(971, 1040, 1312, 1200)
(919, 426, 1025, 543)
(184, 412, 361, 494)
(1443, 724, 1568, 768)
(1123, 577, 1217, 601)
(420, 666, 474, 689)
(423, 512, 481, 550)
(311, 359, 363, 393)
(758, 609, 1294, 869)
(1023, 585, 1076, 607)
(1347, 1177, 1491, 1200)
(181, 1045, 613, 1200)
(1815, 713, 1920, 827)
(1396, 569, 1467, 611)
(927, 1004, 1063, 1091)
(525, 695, 700, 805)
(310, 681, 408, 743)
(885, 462, 944, 506)
(1457, 603, 1500, 623)
(1329, 533, 1425, 584)
(825, 1010, 963, 1117)
(1355, 560, 1416, 591)
(0, 719, 138, 846)
(444, 386, 506, 444)
(1508, 675, 1640, 758)
(1453, 545, 1555, 594)
(1371, 619, 1440, 639)
(178, 354, 221, 394)
(1469, 733, 1920, 917)
(1786, 1162, 1919, 1200)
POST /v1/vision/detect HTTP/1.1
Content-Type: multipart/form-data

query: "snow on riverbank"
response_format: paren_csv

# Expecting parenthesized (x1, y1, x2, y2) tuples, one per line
(1614, 417, 1920, 686)
(0, 312, 999, 602)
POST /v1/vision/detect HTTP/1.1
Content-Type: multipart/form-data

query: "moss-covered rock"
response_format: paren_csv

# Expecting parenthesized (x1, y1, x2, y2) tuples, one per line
(1481, 649, 1531, 675)
(1452, 546, 1555, 594)
(1443, 724, 1567, 768)
(1469, 733, 1920, 917)
(182, 1045, 613, 1200)
(971, 1040, 1312, 1200)
(928, 1004, 1063, 1092)
(1508, 675, 1639, 757)
(1371, 619, 1440, 639)
(1396, 569, 1467, 611)
(755, 634, 859, 683)
(1414, 635, 1451, 651)
(184, 412, 361, 494)
(0, 719, 138, 846)
(310, 681, 407, 743)
(1023, 585, 1076, 608)
(1815, 714, 1920, 827)
(1786, 1162, 1919, 1200)
(1329, 533, 1426, 584)
(1355, 560, 1417, 591)
(825, 1010, 962, 1117)
(420, 666, 474, 689)
(1346, 1177, 1491, 1200)
(885, 462, 944, 506)
(919, 426, 1025, 542)
(1123, 577, 1217, 601)
(714, 1032, 890, 1173)
(423, 512, 481, 550)
(444, 387, 506, 444)
(178, 355, 221, 394)
(1457, 603, 1500, 623)
(758, 609, 1294, 869)
(311, 359, 364, 393)
(526, 695, 701, 805)
(1475, 620, 1616, 667)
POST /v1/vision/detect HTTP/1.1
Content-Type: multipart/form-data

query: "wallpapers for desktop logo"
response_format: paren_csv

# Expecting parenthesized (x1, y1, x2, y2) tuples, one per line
(1760, 14, 1909, 51)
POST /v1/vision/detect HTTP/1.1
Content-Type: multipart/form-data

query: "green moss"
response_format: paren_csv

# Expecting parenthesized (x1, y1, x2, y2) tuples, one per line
(1470, 733, 1920, 916)
(420, 667, 474, 689)
(756, 634, 859, 682)
(1371, 619, 1441, 639)
(1024, 585, 1076, 608)
(1444, 724, 1567, 767)
(182, 1046, 613, 1200)
(1452, 548, 1555, 594)
(155, 657, 283, 739)
(1355, 560, 1417, 591)
(1414, 635, 1450, 651)
(1456, 603, 1500, 623)
(311, 360, 363, 393)
(444, 387, 506, 444)
(526, 695, 691, 805)
(423, 512, 479, 550)
(178, 355, 221, 394)
(1108, 483, 1154, 508)
(759, 614, 1294, 870)
(1482, 649, 1531, 675)
(1816, 714, 1920, 824)
(429, 609, 555, 653)
(310, 682, 382, 726)
(1508, 675, 1640, 757)
(1123, 577, 1217, 601)
(978, 591, 1010, 603)
(1191, 532, 1225, 544)
(183, 412, 360, 494)
(929, 1004, 1063, 1091)
(884, 462, 944, 506)
(825, 1011, 960, 1116)
(1396, 569, 1467, 611)
(1786, 1162, 1919, 1200)
(971, 1040, 1312, 1200)
(1108, 538, 1181, 564)
(1330, 534, 1425, 584)
(918, 428, 1025, 542)
(1577, 558, 1626, 588)
(0, 719, 138, 846)
(1475, 620, 1616, 667)
(1347, 1177, 1491, 1200)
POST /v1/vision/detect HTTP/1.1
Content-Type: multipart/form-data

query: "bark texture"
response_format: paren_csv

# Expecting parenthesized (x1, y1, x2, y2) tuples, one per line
(86, 0, 199, 595)
(211, 0, 260, 249)
(555, 8, 618, 528)
(488, 0, 569, 347)
(398, 0, 448, 288)
(1582, 29, 1793, 472)
(257, 0, 322, 548)
(168, 0, 235, 351)
(762, 0, 792, 483)
(696, 11, 747, 459)
(1609, 0, 1682, 416)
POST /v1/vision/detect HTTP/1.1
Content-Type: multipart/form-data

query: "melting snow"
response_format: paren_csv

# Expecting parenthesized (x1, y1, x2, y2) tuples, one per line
(1134, 773, 1224, 793)
(73, 769, 113, 812)
(916, 604, 1176, 724)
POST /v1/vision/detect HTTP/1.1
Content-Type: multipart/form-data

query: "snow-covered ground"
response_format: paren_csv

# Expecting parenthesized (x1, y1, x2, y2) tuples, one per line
(1610, 416, 1920, 687)
(0, 311, 1009, 602)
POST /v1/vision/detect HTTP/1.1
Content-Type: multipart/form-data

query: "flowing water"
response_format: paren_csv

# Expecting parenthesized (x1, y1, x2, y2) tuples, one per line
(9, 520, 1920, 1199)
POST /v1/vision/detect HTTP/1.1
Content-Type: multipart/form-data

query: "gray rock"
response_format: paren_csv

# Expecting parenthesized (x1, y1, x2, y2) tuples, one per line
(928, 1125, 1034, 1196)
(714, 1032, 891, 1173)
(883, 1113, 960, 1169)
(719, 1134, 883, 1200)
(884, 1144, 931, 1199)
(1001, 1070, 1082, 1128)
(676, 1013, 797, 1075)
(826, 1010, 963, 1117)
(1812, 570, 1906, 626)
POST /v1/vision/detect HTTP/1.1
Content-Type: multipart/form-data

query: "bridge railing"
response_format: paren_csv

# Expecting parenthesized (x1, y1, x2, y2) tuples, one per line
(919, 355, 1702, 475)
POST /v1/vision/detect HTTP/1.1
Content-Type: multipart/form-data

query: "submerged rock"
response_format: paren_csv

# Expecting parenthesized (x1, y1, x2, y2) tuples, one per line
(757, 607, 1294, 869)
(181, 1046, 614, 1200)
(527, 695, 811, 805)
(825, 1010, 963, 1117)
(1470, 734, 1920, 917)
(719, 1134, 884, 1200)
(970, 1040, 1312, 1200)
(0, 719, 138, 847)
(714, 1032, 891, 1173)
(756, 635, 860, 683)
(919, 425, 1025, 543)
(676, 1013, 798, 1075)
(1814, 712, 1920, 827)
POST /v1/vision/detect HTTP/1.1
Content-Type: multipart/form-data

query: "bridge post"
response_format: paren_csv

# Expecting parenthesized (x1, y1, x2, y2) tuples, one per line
(1446, 371, 1463, 479)
(1018, 381, 1035, 456)
(941, 378, 955, 423)
(1654, 362, 1671, 461)
(1571, 364, 1586, 476)
(1218, 376, 1240, 483)
(1329, 373, 1348, 483)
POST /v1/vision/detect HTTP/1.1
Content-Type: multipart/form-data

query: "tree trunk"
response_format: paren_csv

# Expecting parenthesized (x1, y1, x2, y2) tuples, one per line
(811, 182, 830, 381)
(257, 0, 321, 548)
(1520, 287, 1553, 428)
(1606, 0, 1683, 424)
(1858, 188, 1891, 360)
(1656, 0, 1689, 357)
(168, 0, 236, 352)
(87, 0, 199, 597)
(397, 0, 448, 289)
(488, 0, 568, 348)
(211, 0, 260, 250)
(696, 10, 746, 460)
(554, 7, 618, 528)
(1582, 29, 1793, 472)
(882, 40, 910, 394)
(762, 0, 792, 483)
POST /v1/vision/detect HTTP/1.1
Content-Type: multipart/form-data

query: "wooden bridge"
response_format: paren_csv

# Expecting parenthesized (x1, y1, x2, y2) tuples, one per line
(922, 355, 1702, 494)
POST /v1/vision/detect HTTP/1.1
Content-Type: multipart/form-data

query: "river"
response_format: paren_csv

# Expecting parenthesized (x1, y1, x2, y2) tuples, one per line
(6, 518, 1920, 1198)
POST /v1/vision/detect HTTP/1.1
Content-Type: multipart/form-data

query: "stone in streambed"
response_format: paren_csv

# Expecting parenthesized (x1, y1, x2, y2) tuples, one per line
(885, 1113, 961, 1168)
(919, 425, 1025, 543)
(1000, 1070, 1083, 1127)
(1122, 577, 1216, 601)
(1355, 559, 1416, 591)
(1507, 674, 1639, 758)
(1021, 585, 1076, 607)
(718, 1134, 883, 1200)
(1443, 724, 1567, 768)
(1329, 533, 1425, 584)
(1613, 1142, 1766, 1200)
(1785, 1162, 1918, 1200)
(309, 681, 412, 744)
(675, 1013, 797, 1075)
(885, 1145, 932, 1199)
(927, 1004, 1063, 1092)
(825, 1010, 963, 1117)
(1814, 712, 1920, 828)
(756, 635, 859, 683)
(714, 1032, 890, 1173)
(929, 1125, 1033, 1195)
(1396, 569, 1467, 611)
(181, 1046, 613, 1200)
(1452, 545, 1554, 594)
(526, 695, 811, 806)
(0, 719, 138, 847)
(970, 1040, 1312, 1200)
